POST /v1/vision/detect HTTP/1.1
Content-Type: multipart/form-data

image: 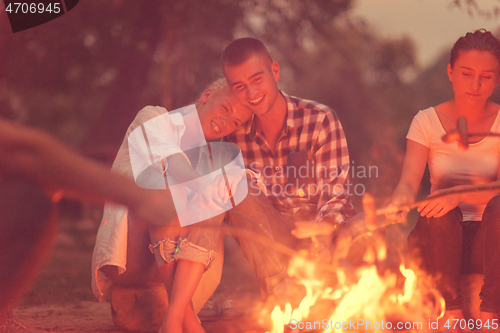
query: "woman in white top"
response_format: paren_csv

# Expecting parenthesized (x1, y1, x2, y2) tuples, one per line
(391, 30, 500, 324)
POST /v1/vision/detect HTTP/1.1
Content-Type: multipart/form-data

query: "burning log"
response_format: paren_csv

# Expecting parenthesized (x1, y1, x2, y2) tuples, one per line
(263, 258, 446, 333)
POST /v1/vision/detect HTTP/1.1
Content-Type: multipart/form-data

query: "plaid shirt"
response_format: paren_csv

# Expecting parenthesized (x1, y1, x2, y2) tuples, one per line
(225, 92, 355, 224)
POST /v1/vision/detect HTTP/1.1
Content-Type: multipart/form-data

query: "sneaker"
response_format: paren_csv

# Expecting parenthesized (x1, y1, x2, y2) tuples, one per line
(197, 300, 220, 322)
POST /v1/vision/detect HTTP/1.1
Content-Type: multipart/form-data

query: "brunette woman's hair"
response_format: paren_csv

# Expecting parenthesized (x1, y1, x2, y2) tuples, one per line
(450, 29, 500, 67)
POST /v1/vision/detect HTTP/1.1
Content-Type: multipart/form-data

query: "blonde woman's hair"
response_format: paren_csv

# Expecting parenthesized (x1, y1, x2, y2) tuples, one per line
(194, 78, 229, 107)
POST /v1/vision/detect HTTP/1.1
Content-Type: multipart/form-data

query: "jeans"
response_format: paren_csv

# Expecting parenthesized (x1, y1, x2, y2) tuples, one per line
(149, 215, 221, 269)
(408, 196, 500, 313)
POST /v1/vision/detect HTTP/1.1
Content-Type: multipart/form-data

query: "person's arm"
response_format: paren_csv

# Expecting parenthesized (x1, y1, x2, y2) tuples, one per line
(424, 182, 500, 204)
(313, 112, 353, 226)
(390, 139, 429, 213)
(291, 111, 352, 257)
(0, 119, 178, 227)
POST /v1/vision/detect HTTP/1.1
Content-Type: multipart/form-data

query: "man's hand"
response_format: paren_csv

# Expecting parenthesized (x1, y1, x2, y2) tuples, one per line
(197, 168, 246, 209)
(197, 179, 226, 210)
(292, 220, 337, 263)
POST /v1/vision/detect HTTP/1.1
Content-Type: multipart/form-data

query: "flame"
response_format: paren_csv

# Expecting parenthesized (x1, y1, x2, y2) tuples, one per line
(399, 264, 416, 304)
(270, 306, 284, 333)
(326, 266, 392, 333)
(265, 257, 444, 333)
(264, 192, 444, 332)
(266, 252, 325, 332)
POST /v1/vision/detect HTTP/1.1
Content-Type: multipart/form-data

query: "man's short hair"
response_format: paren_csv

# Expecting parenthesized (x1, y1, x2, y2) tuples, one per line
(220, 37, 273, 71)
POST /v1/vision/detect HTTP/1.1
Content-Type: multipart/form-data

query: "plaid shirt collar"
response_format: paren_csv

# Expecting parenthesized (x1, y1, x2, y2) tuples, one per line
(243, 91, 301, 139)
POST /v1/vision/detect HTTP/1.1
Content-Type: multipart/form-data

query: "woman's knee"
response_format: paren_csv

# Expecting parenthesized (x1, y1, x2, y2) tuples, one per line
(410, 207, 462, 237)
(480, 196, 500, 242)
(408, 209, 463, 275)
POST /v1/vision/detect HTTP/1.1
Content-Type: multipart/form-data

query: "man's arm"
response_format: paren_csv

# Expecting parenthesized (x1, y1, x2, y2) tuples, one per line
(313, 110, 354, 225)
(0, 119, 178, 227)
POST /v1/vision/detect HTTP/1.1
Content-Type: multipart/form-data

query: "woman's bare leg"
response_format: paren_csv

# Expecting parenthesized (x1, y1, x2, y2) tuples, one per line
(183, 301, 204, 333)
(158, 259, 205, 333)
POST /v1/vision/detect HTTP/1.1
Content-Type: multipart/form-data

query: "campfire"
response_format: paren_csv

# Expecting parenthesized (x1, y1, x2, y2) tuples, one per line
(262, 260, 444, 333)
(257, 194, 445, 333)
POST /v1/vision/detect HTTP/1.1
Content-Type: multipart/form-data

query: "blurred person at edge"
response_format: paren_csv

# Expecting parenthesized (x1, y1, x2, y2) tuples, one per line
(0, 117, 178, 330)
(389, 29, 500, 327)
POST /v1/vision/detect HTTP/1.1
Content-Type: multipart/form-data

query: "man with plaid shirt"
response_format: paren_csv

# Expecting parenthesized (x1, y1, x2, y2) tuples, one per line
(221, 38, 355, 286)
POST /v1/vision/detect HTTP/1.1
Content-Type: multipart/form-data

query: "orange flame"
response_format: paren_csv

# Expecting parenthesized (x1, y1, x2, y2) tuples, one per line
(266, 257, 444, 333)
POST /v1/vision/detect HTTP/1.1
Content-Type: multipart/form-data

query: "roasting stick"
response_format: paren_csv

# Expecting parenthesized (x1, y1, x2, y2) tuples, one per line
(346, 183, 500, 247)
(219, 224, 337, 273)
(375, 182, 500, 217)
(215, 181, 500, 269)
